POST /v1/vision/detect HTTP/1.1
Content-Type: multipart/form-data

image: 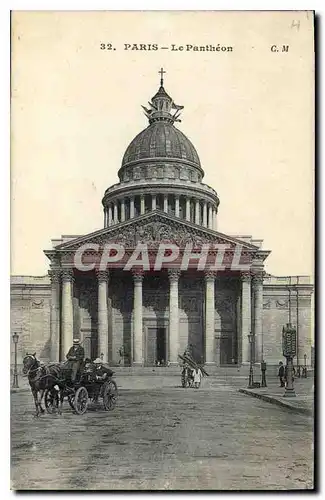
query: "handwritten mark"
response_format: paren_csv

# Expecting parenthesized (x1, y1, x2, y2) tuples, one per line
(291, 20, 300, 31)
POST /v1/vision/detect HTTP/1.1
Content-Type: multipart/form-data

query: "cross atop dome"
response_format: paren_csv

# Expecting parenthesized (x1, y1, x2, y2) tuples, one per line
(141, 69, 185, 125)
(159, 67, 166, 87)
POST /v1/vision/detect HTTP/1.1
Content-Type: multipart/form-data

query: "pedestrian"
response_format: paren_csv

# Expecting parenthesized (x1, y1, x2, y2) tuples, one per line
(278, 361, 285, 387)
(192, 367, 202, 389)
(118, 346, 124, 365)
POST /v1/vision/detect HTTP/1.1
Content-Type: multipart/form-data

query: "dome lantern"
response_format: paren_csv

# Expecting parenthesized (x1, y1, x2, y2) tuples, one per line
(142, 68, 184, 125)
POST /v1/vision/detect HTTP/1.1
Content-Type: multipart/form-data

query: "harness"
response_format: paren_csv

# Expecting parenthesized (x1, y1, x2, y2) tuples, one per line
(23, 355, 64, 385)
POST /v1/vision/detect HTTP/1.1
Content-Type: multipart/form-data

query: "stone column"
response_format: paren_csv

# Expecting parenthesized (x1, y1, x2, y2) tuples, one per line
(120, 199, 125, 222)
(252, 272, 264, 363)
(195, 200, 200, 225)
(205, 271, 216, 364)
(163, 195, 168, 213)
(186, 198, 191, 221)
(215, 334, 221, 367)
(108, 205, 113, 226)
(132, 270, 144, 365)
(152, 194, 157, 210)
(213, 209, 218, 231)
(168, 269, 180, 364)
(113, 202, 118, 224)
(175, 195, 180, 217)
(103, 209, 107, 228)
(140, 195, 145, 215)
(130, 197, 135, 218)
(203, 202, 208, 228)
(61, 269, 74, 360)
(208, 204, 213, 229)
(241, 272, 252, 363)
(49, 270, 61, 362)
(97, 270, 109, 361)
(213, 208, 217, 230)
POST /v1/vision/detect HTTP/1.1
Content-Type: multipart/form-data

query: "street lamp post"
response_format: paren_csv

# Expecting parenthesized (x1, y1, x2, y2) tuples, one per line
(303, 353, 307, 378)
(12, 333, 19, 389)
(247, 333, 255, 388)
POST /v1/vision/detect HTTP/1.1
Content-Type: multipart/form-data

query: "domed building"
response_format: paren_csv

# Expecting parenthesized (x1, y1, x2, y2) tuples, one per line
(11, 72, 313, 371)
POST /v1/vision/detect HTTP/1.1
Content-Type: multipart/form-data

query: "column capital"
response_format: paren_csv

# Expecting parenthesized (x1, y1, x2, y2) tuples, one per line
(204, 270, 217, 281)
(251, 271, 265, 285)
(96, 270, 109, 282)
(132, 269, 144, 283)
(61, 269, 74, 282)
(48, 269, 61, 283)
(168, 269, 181, 282)
(241, 271, 251, 283)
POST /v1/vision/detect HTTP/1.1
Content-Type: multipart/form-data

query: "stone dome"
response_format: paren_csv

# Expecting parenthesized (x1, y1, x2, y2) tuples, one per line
(121, 121, 201, 169)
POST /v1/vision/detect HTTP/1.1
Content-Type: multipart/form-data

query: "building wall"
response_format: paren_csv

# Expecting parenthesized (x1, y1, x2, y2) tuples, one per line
(10, 276, 51, 370)
(262, 276, 313, 369)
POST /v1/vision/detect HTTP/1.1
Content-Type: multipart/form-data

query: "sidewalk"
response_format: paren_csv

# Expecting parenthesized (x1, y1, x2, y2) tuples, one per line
(238, 377, 314, 416)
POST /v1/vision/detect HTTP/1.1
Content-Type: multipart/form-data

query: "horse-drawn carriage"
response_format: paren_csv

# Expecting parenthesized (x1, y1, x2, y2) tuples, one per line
(22, 354, 118, 416)
(179, 354, 209, 388)
(44, 360, 118, 415)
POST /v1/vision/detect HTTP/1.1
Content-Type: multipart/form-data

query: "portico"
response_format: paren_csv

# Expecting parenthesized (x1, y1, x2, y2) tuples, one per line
(46, 219, 267, 367)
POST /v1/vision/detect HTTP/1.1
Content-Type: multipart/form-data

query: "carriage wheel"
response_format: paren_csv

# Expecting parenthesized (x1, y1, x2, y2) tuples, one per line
(74, 386, 88, 415)
(44, 388, 58, 414)
(102, 380, 118, 411)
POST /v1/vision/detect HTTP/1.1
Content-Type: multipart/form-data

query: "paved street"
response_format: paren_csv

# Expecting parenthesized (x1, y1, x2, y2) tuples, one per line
(11, 376, 314, 490)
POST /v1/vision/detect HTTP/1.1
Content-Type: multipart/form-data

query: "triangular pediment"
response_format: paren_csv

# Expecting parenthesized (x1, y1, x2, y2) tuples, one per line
(51, 211, 260, 252)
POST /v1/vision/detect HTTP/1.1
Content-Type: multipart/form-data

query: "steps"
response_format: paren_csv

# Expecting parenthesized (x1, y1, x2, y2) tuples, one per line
(110, 365, 244, 376)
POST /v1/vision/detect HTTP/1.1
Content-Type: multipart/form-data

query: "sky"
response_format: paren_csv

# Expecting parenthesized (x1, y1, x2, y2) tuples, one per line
(10, 10, 314, 277)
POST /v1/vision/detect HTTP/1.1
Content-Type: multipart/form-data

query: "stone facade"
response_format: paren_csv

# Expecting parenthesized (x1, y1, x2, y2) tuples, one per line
(10, 276, 51, 369)
(10, 273, 313, 370)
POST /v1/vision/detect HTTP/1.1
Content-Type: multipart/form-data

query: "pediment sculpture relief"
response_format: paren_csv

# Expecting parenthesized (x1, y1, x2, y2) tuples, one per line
(59, 214, 243, 251)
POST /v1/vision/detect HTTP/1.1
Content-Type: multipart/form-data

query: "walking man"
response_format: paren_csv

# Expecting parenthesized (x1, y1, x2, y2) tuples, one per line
(278, 361, 285, 387)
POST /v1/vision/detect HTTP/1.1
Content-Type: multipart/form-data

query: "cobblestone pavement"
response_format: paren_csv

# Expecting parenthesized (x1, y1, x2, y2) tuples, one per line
(11, 376, 314, 490)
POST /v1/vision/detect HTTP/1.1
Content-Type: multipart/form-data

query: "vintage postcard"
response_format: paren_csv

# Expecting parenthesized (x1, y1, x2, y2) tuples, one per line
(10, 11, 314, 491)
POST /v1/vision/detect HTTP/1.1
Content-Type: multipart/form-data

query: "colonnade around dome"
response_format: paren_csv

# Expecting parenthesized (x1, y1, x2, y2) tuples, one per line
(103, 193, 218, 229)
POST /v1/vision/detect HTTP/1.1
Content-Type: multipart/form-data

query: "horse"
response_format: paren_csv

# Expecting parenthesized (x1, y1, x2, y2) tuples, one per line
(22, 353, 65, 417)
